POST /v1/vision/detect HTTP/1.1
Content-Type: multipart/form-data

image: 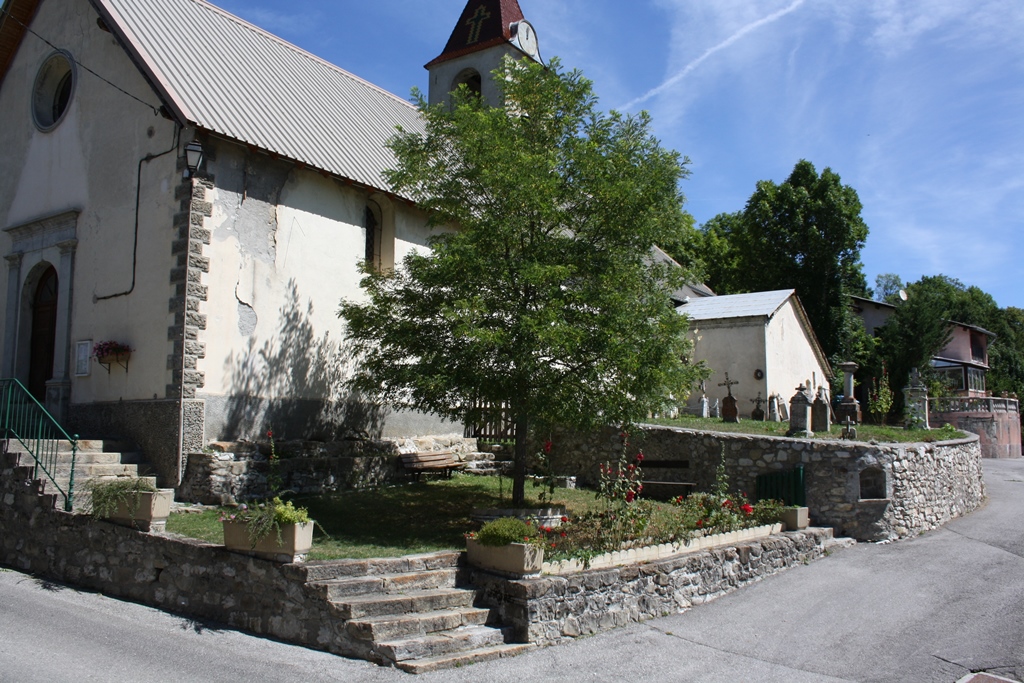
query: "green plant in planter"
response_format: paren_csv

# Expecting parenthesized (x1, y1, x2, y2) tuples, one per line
(87, 477, 157, 520)
(473, 516, 539, 547)
(223, 497, 311, 548)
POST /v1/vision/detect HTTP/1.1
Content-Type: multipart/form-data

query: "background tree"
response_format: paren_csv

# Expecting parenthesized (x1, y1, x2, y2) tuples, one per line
(340, 58, 704, 506)
(691, 160, 870, 362)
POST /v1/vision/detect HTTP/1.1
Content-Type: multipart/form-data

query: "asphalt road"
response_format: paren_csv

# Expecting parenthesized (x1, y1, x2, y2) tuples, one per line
(1, 459, 1022, 683)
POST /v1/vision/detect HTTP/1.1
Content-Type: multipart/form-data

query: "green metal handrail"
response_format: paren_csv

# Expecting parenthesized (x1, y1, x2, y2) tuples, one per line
(0, 378, 78, 511)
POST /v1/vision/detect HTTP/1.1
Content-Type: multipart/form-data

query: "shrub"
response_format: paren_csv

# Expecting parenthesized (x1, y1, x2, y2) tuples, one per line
(475, 517, 537, 547)
(88, 477, 157, 519)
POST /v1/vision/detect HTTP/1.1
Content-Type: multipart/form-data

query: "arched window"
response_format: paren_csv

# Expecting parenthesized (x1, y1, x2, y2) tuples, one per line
(364, 203, 382, 269)
(451, 69, 482, 99)
(28, 266, 58, 401)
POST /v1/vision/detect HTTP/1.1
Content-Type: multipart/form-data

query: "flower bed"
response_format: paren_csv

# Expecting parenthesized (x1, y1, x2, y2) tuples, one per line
(542, 522, 781, 574)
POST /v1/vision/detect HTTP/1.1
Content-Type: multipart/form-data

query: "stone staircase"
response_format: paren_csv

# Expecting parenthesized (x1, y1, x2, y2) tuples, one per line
(302, 552, 532, 673)
(4, 438, 155, 511)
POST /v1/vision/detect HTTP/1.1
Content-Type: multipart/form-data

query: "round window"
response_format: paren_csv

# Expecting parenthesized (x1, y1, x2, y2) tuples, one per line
(32, 51, 76, 131)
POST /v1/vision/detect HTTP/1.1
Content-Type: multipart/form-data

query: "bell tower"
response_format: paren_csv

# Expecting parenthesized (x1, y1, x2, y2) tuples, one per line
(425, 0, 543, 108)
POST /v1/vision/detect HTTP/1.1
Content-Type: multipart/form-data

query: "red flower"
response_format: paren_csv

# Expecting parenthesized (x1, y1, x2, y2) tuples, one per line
(741, 503, 754, 516)
(619, 430, 628, 440)
(626, 490, 636, 503)
(637, 484, 643, 492)
(266, 430, 273, 438)
(560, 515, 569, 523)
(543, 440, 553, 453)
(722, 498, 732, 509)
(697, 519, 704, 527)
(628, 464, 636, 472)
(636, 452, 644, 463)
(560, 531, 566, 537)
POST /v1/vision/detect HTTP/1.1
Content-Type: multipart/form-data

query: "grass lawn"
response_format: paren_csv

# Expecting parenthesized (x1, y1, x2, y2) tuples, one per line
(166, 474, 606, 560)
(645, 415, 964, 443)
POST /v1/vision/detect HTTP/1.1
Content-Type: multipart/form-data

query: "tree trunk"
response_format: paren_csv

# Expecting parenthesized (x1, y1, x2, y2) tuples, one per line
(512, 413, 529, 507)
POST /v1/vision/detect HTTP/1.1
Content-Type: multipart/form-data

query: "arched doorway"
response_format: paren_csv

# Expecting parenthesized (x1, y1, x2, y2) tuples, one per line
(28, 266, 58, 402)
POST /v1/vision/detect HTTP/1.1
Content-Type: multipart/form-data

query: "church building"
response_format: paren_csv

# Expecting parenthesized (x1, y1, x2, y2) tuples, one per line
(0, 0, 544, 485)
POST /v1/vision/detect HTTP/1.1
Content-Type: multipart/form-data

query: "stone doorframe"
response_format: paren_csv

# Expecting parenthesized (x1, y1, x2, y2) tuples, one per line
(3, 210, 78, 422)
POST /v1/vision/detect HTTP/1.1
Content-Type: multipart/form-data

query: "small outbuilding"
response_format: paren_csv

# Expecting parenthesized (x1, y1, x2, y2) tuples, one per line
(678, 289, 832, 419)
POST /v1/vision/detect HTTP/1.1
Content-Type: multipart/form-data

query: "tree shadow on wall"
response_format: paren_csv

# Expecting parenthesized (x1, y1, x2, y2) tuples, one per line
(221, 279, 388, 442)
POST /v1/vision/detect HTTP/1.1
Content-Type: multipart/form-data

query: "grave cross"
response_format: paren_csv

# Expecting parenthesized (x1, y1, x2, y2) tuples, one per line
(717, 373, 739, 398)
(750, 393, 765, 410)
(840, 416, 858, 441)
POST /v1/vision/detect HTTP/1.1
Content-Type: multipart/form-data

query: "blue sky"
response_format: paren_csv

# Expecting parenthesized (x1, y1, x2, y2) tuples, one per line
(215, 0, 1024, 309)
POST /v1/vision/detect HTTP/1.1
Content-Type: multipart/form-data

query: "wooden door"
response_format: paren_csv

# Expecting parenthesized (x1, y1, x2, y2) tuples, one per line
(28, 266, 58, 402)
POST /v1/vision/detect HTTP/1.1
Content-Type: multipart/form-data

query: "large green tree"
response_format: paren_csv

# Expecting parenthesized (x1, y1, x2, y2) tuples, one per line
(693, 160, 870, 361)
(339, 58, 704, 505)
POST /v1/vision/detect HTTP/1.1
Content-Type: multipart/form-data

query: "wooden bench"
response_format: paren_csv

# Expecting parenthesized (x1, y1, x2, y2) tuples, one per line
(640, 481, 696, 501)
(636, 460, 694, 500)
(400, 451, 465, 482)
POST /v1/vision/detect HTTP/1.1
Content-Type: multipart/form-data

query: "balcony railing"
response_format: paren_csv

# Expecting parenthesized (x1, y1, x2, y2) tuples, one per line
(929, 396, 1020, 415)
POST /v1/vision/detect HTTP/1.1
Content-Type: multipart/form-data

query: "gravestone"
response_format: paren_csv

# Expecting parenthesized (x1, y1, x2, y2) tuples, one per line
(811, 386, 831, 432)
(787, 384, 814, 437)
(835, 361, 862, 424)
(768, 394, 780, 422)
(698, 380, 710, 418)
(750, 393, 766, 421)
(718, 373, 740, 423)
(711, 399, 720, 419)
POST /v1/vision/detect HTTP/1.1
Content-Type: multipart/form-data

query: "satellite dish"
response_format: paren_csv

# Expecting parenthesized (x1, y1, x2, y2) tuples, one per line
(898, 289, 908, 301)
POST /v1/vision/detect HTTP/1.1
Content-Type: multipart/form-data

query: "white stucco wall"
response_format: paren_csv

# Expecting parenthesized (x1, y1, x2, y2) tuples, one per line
(686, 318, 768, 416)
(198, 141, 435, 405)
(0, 0, 180, 404)
(685, 299, 831, 416)
(764, 300, 830, 401)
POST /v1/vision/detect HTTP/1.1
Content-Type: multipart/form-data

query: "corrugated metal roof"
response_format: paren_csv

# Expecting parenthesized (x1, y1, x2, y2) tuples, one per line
(676, 289, 794, 322)
(94, 0, 425, 195)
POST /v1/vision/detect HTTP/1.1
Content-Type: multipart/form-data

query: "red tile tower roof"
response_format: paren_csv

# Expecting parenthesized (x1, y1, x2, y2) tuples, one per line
(425, 0, 525, 68)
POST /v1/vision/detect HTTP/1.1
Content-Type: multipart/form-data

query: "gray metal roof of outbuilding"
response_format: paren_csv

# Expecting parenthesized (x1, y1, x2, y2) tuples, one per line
(93, 0, 425, 196)
(676, 289, 794, 322)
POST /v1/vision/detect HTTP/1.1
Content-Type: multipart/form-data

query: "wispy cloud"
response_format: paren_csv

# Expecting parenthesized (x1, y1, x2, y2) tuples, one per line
(620, 0, 806, 111)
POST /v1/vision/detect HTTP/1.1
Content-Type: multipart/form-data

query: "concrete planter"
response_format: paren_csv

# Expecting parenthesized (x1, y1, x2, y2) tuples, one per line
(778, 506, 809, 531)
(223, 520, 314, 563)
(108, 489, 174, 532)
(466, 538, 544, 578)
(542, 523, 783, 575)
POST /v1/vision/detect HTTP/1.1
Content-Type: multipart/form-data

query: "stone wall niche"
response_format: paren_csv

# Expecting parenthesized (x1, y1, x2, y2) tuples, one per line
(859, 466, 888, 500)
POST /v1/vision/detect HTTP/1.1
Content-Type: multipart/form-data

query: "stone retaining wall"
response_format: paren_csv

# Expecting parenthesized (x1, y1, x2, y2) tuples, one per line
(473, 528, 833, 645)
(2, 449, 838, 662)
(547, 426, 985, 542)
(0, 450, 378, 663)
(178, 434, 477, 504)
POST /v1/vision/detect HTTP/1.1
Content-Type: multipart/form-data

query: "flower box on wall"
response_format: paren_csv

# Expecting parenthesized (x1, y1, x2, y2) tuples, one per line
(466, 538, 544, 578)
(107, 489, 174, 532)
(778, 506, 809, 531)
(222, 520, 314, 563)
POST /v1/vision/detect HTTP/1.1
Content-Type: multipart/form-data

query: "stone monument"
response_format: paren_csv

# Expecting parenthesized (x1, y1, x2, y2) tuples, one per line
(811, 386, 831, 433)
(834, 362, 862, 424)
(787, 384, 814, 437)
(750, 393, 766, 421)
(718, 373, 740, 423)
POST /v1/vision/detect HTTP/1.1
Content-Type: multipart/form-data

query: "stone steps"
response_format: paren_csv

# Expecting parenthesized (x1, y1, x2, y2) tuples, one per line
(377, 624, 514, 662)
(334, 587, 477, 620)
(346, 606, 493, 642)
(5, 437, 156, 510)
(304, 550, 527, 671)
(396, 643, 535, 675)
(311, 568, 461, 600)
